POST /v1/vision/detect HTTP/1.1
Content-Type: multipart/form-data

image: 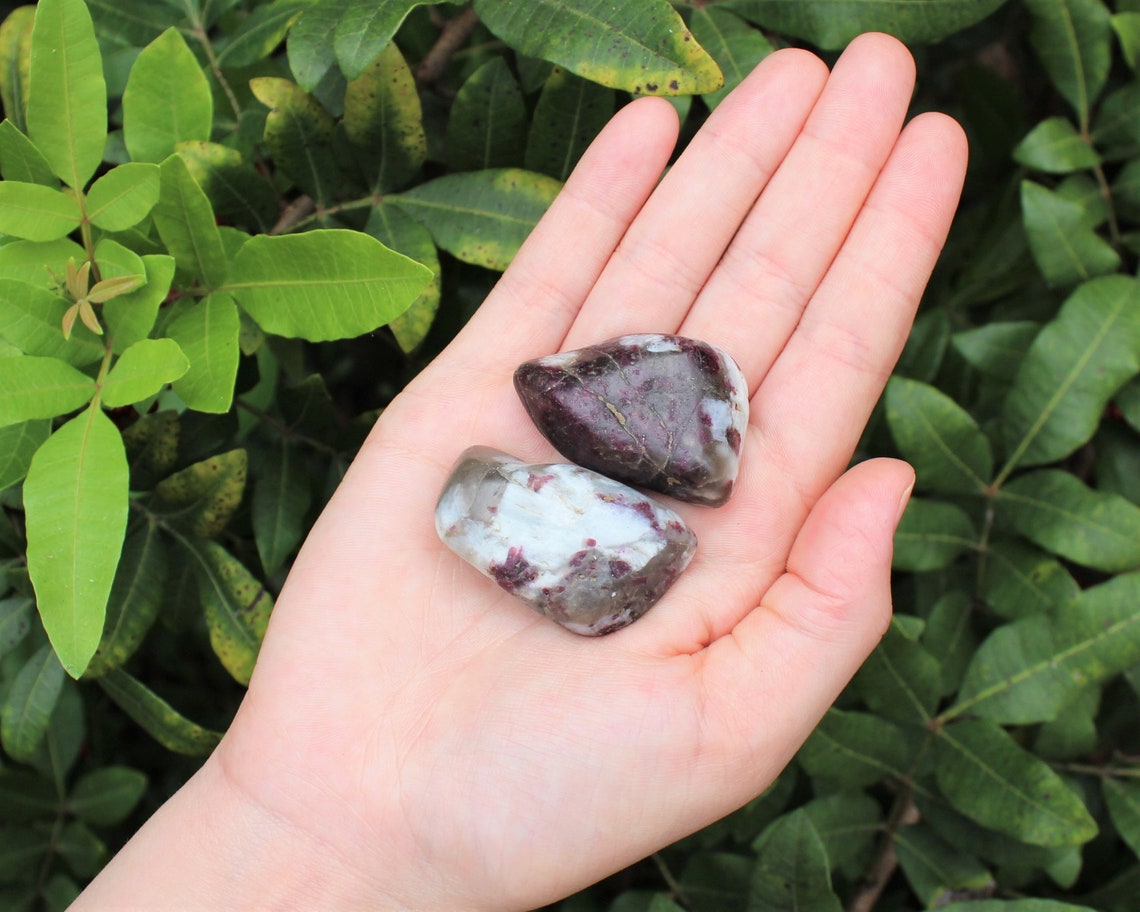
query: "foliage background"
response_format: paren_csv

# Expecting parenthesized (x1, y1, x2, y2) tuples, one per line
(1, 1, 1140, 910)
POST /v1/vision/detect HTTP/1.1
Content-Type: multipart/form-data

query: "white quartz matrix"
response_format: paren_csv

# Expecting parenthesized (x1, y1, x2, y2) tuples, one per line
(435, 447, 697, 635)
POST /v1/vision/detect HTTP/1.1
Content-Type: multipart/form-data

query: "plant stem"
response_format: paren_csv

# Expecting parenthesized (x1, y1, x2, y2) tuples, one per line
(651, 852, 691, 909)
(233, 397, 341, 458)
(415, 6, 480, 85)
(186, 18, 242, 123)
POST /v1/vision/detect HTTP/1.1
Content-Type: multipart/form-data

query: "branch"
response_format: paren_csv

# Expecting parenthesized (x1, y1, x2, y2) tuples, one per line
(415, 6, 480, 85)
(845, 794, 918, 912)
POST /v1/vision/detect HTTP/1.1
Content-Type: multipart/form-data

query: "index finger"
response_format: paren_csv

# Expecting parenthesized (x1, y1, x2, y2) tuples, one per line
(439, 97, 678, 383)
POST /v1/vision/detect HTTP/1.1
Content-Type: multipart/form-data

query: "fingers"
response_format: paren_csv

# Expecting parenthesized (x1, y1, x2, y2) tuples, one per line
(561, 47, 829, 349)
(440, 98, 679, 381)
(688, 458, 913, 800)
(746, 111, 968, 500)
(679, 33, 917, 387)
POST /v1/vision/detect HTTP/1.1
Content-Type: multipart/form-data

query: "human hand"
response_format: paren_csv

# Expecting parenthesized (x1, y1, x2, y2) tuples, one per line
(75, 32, 967, 912)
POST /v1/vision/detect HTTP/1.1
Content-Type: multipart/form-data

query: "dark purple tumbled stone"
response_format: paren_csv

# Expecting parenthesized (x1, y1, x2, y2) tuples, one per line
(435, 447, 697, 635)
(514, 334, 749, 507)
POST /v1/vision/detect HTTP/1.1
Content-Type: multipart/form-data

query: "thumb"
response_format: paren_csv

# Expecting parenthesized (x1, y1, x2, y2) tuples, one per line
(769, 455, 914, 651)
(696, 458, 914, 795)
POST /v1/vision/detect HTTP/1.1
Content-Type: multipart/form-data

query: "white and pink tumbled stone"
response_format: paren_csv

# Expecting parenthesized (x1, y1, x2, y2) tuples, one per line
(435, 446, 697, 635)
(514, 334, 750, 507)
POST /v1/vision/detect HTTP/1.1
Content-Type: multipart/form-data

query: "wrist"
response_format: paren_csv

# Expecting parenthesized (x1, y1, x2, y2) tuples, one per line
(71, 750, 404, 911)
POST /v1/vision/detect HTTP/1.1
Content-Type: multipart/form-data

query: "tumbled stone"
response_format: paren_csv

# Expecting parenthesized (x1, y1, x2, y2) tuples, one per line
(514, 334, 749, 507)
(435, 446, 697, 635)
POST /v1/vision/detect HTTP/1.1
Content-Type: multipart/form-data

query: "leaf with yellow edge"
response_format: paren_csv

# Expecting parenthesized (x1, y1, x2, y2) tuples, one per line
(151, 448, 247, 539)
(0, 6, 35, 132)
(474, 0, 723, 95)
(188, 539, 272, 686)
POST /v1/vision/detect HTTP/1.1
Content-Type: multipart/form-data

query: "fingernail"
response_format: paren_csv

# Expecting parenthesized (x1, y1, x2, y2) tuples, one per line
(895, 479, 915, 527)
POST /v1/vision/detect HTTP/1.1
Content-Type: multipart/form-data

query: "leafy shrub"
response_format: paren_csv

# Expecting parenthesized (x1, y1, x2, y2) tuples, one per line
(0, 1, 1138, 909)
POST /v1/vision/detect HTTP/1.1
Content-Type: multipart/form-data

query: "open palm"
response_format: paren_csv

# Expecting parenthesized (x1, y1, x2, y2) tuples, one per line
(76, 33, 967, 912)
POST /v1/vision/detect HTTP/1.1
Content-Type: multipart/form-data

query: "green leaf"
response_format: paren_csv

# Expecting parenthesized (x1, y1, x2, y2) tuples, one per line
(1091, 80, 1140, 157)
(152, 448, 246, 539)
(43, 873, 82, 910)
(176, 141, 278, 234)
(24, 405, 129, 677)
(0, 237, 83, 286)
(0, 644, 64, 762)
(0, 419, 50, 490)
(1013, 117, 1099, 172)
(86, 162, 160, 231)
(29, 678, 83, 781)
(885, 376, 993, 495)
(101, 338, 189, 408)
(1104, 778, 1140, 859)
(1020, 180, 1120, 286)
(0, 7, 34, 133)
(922, 591, 976, 695)
(121, 27, 212, 164)
(689, 7, 772, 110)
(85, 0, 181, 49)
(1023, 0, 1113, 126)
(979, 539, 1080, 620)
(68, 767, 146, 826)
(391, 168, 562, 271)
(286, 0, 351, 90)
(152, 153, 228, 289)
(723, 0, 1007, 49)
(802, 791, 883, 881)
(750, 810, 842, 912)
(0, 768, 58, 823)
(0, 355, 95, 428)
(935, 719, 1097, 847)
(164, 292, 241, 413)
(474, 0, 723, 95)
(0, 118, 56, 185)
(998, 469, 1140, 572)
(939, 902, 1095, 912)
(1035, 685, 1099, 760)
(1119, 376, 1140, 433)
(854, 619, 942, 724)
(252, 440, 312, 576)
(364, 202, 440, 352)
(952, 321, 1040, 383)
(122, 408, 179, 489)
(56, 821, 103, 879)
(25, 0, 107, 189)
(951, 571, 1140, 724)
(1114, 12, 1140, 70)
(226, 230, 431, 342)
(189, 539, 272, 685)
(96, 668, 222, 755)
(249, 76, 337, 205)
(343, 41, 426, 192)
(999, 275, 1140, 474)
(333, 0, 430, 81)
(894, 824, 994, 908)
(104, 254, 176, 354)
(447, 57, 527, 173)
(84, 523, 166, 678)
(796, 708, 917, 789)
(893, 497, 977, 572)
(0, 596, 34, 658)
(216, 0, 312, 69)
(0, 181, 80, 240)
(524, 66, 614, 181)
(0, 281, 103, 365)
(95, 231, 147, 284)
